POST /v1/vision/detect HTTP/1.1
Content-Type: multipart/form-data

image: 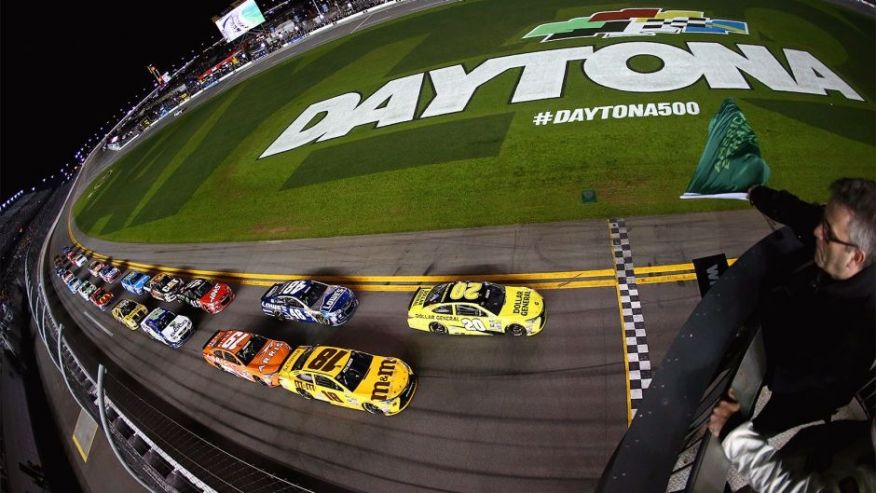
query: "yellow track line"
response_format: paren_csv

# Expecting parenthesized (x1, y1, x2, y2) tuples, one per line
(65, 210, 735, 290)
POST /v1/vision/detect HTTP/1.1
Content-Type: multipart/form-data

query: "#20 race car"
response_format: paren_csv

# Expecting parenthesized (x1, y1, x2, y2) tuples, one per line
(407, 281, 546, 336)
(261, 280, 358, 326)
(112, 299, 148, 330)
(203, 330, 292, 386)
(278, 345, 417, 416)
(178, 279, 235, 314)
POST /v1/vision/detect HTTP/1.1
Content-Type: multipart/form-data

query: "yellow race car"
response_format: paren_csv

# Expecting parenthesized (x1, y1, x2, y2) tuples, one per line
(278, 345, 416, 416)
(111, 299, 148, 331)
(408, 281, 545, 336)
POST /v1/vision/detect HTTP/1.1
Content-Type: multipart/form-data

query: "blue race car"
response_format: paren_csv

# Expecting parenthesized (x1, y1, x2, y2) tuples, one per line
(121, 271, 152, 296)
(261, 280, 358, 326)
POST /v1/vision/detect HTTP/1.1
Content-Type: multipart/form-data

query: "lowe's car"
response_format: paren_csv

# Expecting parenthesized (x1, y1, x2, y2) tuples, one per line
(261, 280, 358, 326)
(140, 307, 193, 349)
(121, 271, 152, 296)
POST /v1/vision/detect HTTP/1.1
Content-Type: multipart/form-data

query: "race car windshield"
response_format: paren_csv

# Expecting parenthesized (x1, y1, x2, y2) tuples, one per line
(299, 283, 328, 307)
(336, 351, 373, 391)
(119, 302, 133, 316)
(424, 284, 448, 306)
(155, 311, 175, 328)
(236, 336, 268, 365)
(477, 283, 505, 315)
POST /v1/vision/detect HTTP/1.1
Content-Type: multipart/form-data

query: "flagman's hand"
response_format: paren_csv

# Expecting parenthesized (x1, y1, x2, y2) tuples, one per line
(708, 389, 741, 438)
(747, 185, 761, 205)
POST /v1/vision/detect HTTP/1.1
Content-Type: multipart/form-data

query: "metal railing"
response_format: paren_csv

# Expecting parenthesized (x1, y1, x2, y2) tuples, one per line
(596, 227, 874, 493)
(25, 244, 314, 492)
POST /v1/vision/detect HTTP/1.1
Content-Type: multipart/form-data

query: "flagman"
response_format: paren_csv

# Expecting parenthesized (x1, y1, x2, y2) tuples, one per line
(746, 178, 875, 435)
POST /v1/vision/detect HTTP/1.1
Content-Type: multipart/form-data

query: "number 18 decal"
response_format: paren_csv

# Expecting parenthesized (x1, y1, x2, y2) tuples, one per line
(462, 319, 486, 332)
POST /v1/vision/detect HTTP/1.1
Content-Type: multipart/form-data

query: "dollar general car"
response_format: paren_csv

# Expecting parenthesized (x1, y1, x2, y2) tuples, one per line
(203, 330, 292, 386)
(408, 281, 546, 336)
(147, 273, 185, 302)
(112, 299, 148, 330)
(261, 280, 358, 326)
(178, 279, 235, 314)
(140, 307, 193, 349)
(121, 271, 152, 296)
(278, 346, 416, 416)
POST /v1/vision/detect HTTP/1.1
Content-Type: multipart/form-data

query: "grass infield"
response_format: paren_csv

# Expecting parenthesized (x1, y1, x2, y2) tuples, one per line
(74, 0, 876, 243)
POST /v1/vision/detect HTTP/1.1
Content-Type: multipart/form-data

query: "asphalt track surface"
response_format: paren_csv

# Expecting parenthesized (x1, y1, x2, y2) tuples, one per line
(47, 1, 777, 491)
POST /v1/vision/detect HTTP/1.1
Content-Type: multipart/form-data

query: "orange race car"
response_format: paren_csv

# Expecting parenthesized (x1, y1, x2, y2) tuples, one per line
(202, 330, 292, 387)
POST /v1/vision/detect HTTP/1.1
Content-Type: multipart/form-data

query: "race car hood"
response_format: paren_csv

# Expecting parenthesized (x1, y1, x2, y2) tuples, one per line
(200, 282, 232, 306)
(162, 316, 193, 344)
(497, 287, 544, 320)
(355, 356, 412, 402)
(250, 340, 292, 376)
(318, 286, 353, 314)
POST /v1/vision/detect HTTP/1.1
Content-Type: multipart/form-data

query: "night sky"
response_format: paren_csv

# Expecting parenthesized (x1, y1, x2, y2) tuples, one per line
(1, 0, 284, 204)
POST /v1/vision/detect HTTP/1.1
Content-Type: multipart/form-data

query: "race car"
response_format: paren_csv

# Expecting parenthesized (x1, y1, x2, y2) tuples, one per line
(202, 330, 292, 386)
(67, 251, 88, 268)
(78, 280, 98, 301)
(112, 299, 148, 330)
(407, 281, 546, 336)
(61, 270, 75, 284)
(66, 276, 83, 294)
(89, 287, 114, 311)
(139, 307, 193, 349)
(121, 271, 152, 296)
(278, 345, 417, 416)
(177, 279, 235, 314)
(261, 280, 358, 326)
(54, 266, 65, 277)
(88, 261, 106, 277)
(98, 264, 122, 284)
(146, 272, 185, 302)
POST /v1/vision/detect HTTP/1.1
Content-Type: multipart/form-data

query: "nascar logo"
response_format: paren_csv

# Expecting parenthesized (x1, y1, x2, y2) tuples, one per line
(524, 8, 748, 42)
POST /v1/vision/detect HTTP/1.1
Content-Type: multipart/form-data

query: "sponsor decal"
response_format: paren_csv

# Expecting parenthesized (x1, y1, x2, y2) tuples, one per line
(524, 8, 748, 42)
(532, 101, 700, 126)
(370, 359, 396, 401)
(261, 41, 862, 158)
(323, 288, 344, 311)
(512, 290, 531, 316)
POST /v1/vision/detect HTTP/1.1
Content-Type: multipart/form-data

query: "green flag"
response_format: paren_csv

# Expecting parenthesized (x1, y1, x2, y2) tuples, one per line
(681, 99, 770, 200)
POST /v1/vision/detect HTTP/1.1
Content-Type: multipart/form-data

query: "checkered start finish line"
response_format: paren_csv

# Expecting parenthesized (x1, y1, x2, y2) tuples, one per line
(609, 218, 652, 422)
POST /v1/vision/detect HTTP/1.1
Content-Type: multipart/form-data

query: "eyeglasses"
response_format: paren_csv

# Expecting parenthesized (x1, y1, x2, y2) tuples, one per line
(821, 217, 859, 248)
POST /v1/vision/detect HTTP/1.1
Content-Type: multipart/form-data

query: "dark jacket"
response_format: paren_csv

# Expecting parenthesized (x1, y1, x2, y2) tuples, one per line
(750, 186, 875, 402)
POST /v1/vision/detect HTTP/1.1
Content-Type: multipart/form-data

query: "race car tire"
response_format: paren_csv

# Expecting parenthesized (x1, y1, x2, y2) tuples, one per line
(296, 389, 313, 400)
(429, 322, 448, 334)
(271, 310, 283, 320)
(507, 324, 526, 337)
(363, 403, 383, 415)
(314, 313, 329, 325)
(255, 377, 269, 386)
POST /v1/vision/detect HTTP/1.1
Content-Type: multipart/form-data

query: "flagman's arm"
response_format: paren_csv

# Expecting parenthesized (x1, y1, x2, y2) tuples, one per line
(747, 185, 824, 239)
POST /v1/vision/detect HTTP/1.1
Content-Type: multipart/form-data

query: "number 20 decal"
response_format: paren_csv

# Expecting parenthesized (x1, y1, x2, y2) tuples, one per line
(450, 282, 482, 301)
(462, 319, 487, 332)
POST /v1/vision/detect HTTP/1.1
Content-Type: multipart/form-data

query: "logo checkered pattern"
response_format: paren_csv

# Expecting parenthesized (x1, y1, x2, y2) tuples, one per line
(610, 218, 652, 419)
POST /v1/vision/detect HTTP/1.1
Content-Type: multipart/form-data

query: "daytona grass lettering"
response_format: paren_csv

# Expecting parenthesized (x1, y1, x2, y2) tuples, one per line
(532, 101, 700, 126)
